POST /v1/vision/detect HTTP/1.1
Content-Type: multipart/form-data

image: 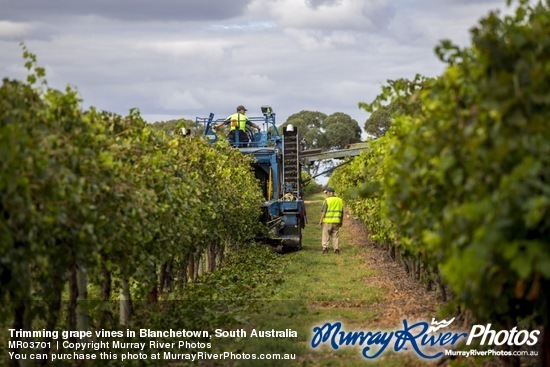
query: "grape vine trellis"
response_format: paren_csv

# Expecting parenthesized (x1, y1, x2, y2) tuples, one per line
(0, 45, 265, 359)
(331, 0, 550, 362)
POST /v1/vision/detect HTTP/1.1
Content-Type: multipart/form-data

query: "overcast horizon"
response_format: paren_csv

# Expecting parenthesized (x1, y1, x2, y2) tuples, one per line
(1, 0, 514, 128)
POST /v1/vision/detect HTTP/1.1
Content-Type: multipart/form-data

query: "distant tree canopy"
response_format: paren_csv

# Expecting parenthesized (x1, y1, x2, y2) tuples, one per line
(281, 110, 326, 150)
(281, 110, 361, 151)
(363, 103, 394, 139)
(154, 110, 363, 179)
(152, 111, 363, 151)
(324, 112, 362, 149)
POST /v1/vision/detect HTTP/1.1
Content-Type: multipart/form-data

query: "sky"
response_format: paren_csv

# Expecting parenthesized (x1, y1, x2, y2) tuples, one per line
(0, 0, 514, 128)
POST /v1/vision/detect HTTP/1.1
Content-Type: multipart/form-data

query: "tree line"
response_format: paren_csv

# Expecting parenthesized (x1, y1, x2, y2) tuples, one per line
(150, 109, 364, 181)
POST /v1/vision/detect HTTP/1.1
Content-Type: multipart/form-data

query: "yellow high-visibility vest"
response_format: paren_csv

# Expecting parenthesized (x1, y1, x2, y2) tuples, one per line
(226, 113, 248, 132)
(322, 197, 343, 224)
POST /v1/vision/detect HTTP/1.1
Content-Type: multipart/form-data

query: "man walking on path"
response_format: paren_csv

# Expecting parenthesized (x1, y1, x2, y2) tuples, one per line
(319, 187, 344, 254)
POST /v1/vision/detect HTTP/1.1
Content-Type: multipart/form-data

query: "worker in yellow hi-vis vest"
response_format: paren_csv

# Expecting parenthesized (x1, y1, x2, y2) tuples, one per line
(319, 187, 344, 254)
(213, 105, 261, 146)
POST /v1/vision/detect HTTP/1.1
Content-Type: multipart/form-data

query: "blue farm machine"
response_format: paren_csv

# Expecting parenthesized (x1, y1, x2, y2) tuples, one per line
(196, 106, 306, 251)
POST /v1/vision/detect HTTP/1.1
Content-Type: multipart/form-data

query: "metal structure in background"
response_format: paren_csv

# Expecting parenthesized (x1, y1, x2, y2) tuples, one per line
(300, 142, 370, 185)
(300, 142, 369, 163)
(197, 106, 306, 251)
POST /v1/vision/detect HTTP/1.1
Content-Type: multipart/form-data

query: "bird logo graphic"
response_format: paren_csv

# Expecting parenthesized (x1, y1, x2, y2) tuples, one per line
(427, 317, 456, 333)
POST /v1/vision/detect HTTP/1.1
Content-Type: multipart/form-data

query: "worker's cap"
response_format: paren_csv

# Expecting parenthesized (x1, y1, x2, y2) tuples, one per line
(236, 105, 247, 112)
(324, 187, 335, 193)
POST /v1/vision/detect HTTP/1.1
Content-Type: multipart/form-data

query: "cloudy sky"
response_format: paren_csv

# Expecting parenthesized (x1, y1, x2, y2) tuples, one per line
(1, 0, 512, 127)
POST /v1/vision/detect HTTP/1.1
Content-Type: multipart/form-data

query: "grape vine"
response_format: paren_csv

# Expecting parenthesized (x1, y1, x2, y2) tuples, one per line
(1, 45, 265, 351)
(332, 1, 550, 359)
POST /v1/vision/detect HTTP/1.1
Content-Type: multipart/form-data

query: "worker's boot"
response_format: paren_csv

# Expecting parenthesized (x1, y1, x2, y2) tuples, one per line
(334, 249, 340, 255)
(322, 248, 329, 254)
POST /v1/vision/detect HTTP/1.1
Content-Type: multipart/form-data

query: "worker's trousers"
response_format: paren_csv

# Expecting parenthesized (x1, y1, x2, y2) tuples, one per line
(322, 223, 341, 250)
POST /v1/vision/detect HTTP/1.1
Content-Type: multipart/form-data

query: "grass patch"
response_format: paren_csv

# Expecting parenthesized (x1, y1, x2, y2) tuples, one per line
(209, 192, 391, 366)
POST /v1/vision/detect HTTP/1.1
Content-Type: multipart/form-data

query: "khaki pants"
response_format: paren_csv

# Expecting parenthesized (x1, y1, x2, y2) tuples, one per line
(322, 223, 341, 250)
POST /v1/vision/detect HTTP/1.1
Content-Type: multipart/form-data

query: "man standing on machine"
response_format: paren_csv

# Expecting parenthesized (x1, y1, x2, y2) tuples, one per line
(213, 105, 261, 146)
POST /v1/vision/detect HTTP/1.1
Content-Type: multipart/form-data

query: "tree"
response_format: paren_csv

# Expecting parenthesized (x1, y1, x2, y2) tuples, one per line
(281, 110, 327, 150)
(323, 112, 362, 149)
(363, 104, 393, 138)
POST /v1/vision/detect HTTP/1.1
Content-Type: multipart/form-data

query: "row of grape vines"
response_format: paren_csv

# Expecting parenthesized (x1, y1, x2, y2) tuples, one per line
(331, 0, 549, 359)
(1, 46, 266, 350)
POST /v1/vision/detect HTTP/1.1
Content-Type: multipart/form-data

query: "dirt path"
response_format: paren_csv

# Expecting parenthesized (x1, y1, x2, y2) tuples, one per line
(344, 214, 442, 328)
(281, 197, 446, 366)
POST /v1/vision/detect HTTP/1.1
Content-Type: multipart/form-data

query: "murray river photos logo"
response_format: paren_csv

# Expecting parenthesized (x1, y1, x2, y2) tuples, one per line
(310, 318, 540, 359)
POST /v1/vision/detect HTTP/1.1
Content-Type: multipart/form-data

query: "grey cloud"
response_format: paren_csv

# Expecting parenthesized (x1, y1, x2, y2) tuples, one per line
(362, 3, 396, 30)
(256, 0, 396, 34)
(0, 0, 514, 131)
(0, 0, 251, 22)
(306, 0, 341, 9)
